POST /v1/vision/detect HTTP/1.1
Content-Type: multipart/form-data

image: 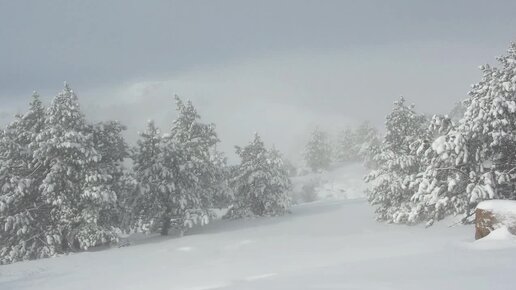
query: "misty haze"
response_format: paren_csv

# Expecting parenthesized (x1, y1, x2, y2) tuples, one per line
(1, 1, 516, 290)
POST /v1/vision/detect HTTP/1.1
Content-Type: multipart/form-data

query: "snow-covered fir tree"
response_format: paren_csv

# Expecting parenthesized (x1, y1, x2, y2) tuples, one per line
(281, 158, 298, 177)
(162, 96, 227, 234)
(0, 93, 50, 264)
(305, 127, 332, 172)
(1, 86, 129, 264)
(411, 42, 516, 224)
(404, 114, 463, 225)
(208, 150, 234, 210)
(32, 84, 125, 252)
(461, 43, 516, 202)
(336, 121, 380, 165)
(365, 97, 428, 223)
(354, 121, 381, 161)
(335, 128, 359, 162)
(266, 147, 293, 213)
(131, 120, 169, 234)
(359, 134, 382, 169)
(88, 120, 130, 232)
(226, 134, 291, 218)
(132, 97, 227, 236)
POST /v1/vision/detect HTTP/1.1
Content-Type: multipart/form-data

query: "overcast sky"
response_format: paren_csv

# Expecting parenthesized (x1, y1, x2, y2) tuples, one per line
(1, 0, 516, 163)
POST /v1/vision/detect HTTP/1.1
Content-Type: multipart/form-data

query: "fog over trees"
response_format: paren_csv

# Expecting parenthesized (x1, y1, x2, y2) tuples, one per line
(1, 3, 516, 289)
(2, 41, 516, 264)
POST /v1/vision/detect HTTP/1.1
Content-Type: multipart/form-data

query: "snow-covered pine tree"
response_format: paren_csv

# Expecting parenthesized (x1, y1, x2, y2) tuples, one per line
(281, 158, 298, 177)
(335, 128, 359, 162)
(460, 42, 516, 202)
(305, 127, 332, 172)
(382, 97, 427, 153)
(354, 121, 381, 162)
(88, 120, 130, 233)
(161, 96, 224, 234)
(208, 150, 234, 210)
(266, 147, 293, 214)
(33, 84, 122, 252)
(412, 42, 516, 225)
(131, 120, 170, 234)
(365, 97, 427, 223)
(406, 114, 466, 225)
(335, 122, 380, 165)
(228, 133, 269, 218)
(0, 93, 51, 264)
(227, 134, 291, 218)
(133, 97, 226, 236)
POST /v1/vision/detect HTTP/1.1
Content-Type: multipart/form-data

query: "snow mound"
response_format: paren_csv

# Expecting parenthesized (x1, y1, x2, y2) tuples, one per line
(469, 227, 516, 250)
(476, 200, 516, 213)
(482, 227, 516, 241)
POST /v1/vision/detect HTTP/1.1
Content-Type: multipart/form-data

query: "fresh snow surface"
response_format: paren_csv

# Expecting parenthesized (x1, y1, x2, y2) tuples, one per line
(481, 227, 515, 241)
(2, 164, 516, 290)
(469, 227, 516, 251)
(477, 200, 516, 213)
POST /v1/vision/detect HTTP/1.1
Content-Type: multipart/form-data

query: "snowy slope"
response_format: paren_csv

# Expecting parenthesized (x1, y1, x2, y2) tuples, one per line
(1, 165, 516, 290)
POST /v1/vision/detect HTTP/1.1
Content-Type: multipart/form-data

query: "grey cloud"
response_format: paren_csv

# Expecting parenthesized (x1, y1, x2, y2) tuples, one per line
(1, 0, 516, 162)
(1, 0, 516, 96)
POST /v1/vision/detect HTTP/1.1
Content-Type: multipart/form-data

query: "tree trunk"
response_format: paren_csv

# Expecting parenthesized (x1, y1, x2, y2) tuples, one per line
(161, 215, 171, 236)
